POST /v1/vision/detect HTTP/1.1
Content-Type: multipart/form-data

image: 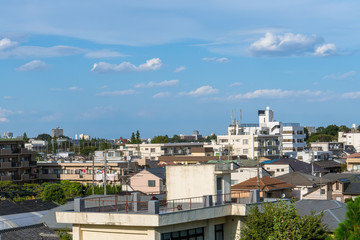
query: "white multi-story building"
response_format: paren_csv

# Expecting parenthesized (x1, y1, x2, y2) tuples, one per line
(216, 107, 306, 159)
(338, 130, 360, 152)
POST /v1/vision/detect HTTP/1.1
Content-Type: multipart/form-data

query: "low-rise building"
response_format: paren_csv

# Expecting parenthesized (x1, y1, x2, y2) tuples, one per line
(130, 168, 166, 194)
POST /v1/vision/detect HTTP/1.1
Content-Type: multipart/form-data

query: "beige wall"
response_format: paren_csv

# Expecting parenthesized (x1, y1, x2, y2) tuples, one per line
(130, 169, 164, 194)
(262, 164, 292, 177)
(167, 165, 217, 199)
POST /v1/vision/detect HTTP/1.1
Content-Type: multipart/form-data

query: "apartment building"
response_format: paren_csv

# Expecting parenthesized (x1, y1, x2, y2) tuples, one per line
(338, 131, 360, 152)
(0, 139, 38, 183)
(24, 139, 47, 152)
(51, 126, 63, 138)
(216, 107, 305, 160)
(56, 164, 265, 240)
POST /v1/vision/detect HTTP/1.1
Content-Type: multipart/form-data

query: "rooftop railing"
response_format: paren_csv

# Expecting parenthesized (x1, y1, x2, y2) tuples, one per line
(75, 191, 255, 214)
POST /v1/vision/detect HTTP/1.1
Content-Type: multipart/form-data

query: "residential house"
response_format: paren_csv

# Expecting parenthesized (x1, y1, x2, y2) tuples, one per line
(314, 160, 342, 173)
(261, 157, 328, 177)
(130, 168, 166, 194)
(0, 223, 59, 240)
(345, 152, 360, 172)
(231, 159, 271, 185)
(231, 176, 295, 199)
(276, 172, 332, 200)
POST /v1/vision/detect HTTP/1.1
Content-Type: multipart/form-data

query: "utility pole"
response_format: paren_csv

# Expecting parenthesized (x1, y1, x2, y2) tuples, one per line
(91, 153, 95, 195)
(257, 157, 261, 192)
(103, 150, 107, 195)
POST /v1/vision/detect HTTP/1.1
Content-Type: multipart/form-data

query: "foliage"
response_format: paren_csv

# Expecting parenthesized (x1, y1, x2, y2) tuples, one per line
(308, 124, 346, 143)
(152, 135, 169, 143)
(36, 133, 52, 142)
(241, 201, 328, 240)
(307, 134, 336, 143)
(333, 196, 360, 239)
(80, 146, 98, 156)
(57, 227, 72, 240)
(339, 125, 351, 133)
(60, 180, 84, 198)
(84, 184, 122, 195)
(23, 132, 29, 143)
(341, 163, 348, 172)
(129, 130, 142, 144)
(42, 184, 66, 204)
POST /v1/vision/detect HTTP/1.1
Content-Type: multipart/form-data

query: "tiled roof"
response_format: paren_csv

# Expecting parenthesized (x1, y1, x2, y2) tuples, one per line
(343, 182, 360, 194)
(344, 152, 360, 158)
(145, 168, 166, 179)
(0, 223, 59, 240)
(276, 172, 331, 186)
(262, 158, 328, 174)
(322, 173, 360, 182)
(314, 160, 342, 169)
(0, 200, 58, 216)
(231, 176, 295, 192)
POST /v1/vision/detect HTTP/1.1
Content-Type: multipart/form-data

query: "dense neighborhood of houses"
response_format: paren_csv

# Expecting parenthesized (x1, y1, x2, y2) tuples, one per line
(0, 107, 360, 239)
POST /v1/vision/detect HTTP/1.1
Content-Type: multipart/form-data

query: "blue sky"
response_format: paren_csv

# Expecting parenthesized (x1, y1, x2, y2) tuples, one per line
(1, 0, 360, 138)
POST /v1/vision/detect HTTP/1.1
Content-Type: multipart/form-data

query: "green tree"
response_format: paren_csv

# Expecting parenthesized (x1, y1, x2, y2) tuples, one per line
(152, 135, 169, 143)
(42, 184, 66, 204)
(339, 125, 351, 133)
(23, 132, 29, 143)
(333, 196, 360, 239)
(80, 146, 97, 156)
(136, 130, 141, 143)
(241, 201, 328, 240)
(36, 133, 52, 141)
(60, 180, 84, 198)
(130, 132, 136, 144)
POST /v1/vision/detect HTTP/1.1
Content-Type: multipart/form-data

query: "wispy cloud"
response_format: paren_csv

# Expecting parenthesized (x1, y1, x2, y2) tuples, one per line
(0, 38, 84, 59)
(16, 60, 49, 71)
(68, 86, 82, 91)
(85, 50, 127, 59)
(175, 66, 186, 72)
(91, 58, 162, 73)
(0, 106, 22, 123)
(323, 71, 356, 80)
(80, 106, 117, 119)
(342, 91, 360, 99)
(0, 118, 9, 123)
(96, 89, 136, 96)
(180, 85, 219, 97)
(40, 112, 62, 122)
(134, 80, 179, 88)
(230, 82, 242, 87)
(3, 96, 13, 100)
(202, 57, 230, 63)
(228, 89, 322, 100)
(153, 92, 170, 98)
(247, 32, 336, 57)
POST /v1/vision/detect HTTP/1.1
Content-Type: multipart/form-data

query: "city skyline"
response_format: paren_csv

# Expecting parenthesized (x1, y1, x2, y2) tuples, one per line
(1, 1, 360, 138)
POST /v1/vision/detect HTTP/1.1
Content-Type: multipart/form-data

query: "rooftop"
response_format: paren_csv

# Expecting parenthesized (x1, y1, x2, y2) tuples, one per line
(276, 172, 331, 186)
(231, 176, 295, 192)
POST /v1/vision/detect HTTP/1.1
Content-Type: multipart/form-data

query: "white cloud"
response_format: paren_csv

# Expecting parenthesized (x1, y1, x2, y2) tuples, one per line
(16, 60, 49, 71)
(175, 66, 186, 72)
(40, 112, 62, 122)
(80, 106, 117, 120)
(0, 40, 84, 59)
(96, 89, 136, 96)
(230, 82, 242, 87)
(314, 43, 337, 57)
(153, 92, 170, 98)
(3, 96, 13, 100)
(91, 58, 162, 73)
(248, 32, 325, 57)
(134, 80, 179, 88)
(0, 38, 17, 51)
(68, 86, 82, 91)
(0, 117, 9, 123)
(342, 91, 360, 99)
(229, 89, 322, 100)
(85, 50, 127, 59)
(323, 71, 356, 80)
(202, 57, 230, 63)
(180, 85, 219, 97)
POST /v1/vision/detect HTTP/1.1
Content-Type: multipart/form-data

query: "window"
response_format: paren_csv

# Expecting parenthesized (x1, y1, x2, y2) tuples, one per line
(320, 189, 325, 195)
(336, 182, 339, 190)
(277, 169, 280, 172)
(231, 180, 238, 185)
(243, 139, 248, 145)
(215, 224, 224, 240)
(243, 149, 248, 154)
(161, 227, 204, 240)
(151, 148, 155, 153)
(281, 169, 284, 172)
(148, 180, 156, 187)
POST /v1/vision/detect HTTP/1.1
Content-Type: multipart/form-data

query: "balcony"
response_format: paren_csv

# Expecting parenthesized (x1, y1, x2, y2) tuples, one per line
(0, 149, 12, 155)
(21, 174, 30, 181)
(0, 162, 11, 168)
(39, 173, 60, 180)
(21, 149, 33, 154)
(1, 175, 11, 181)
(20, 161, 29, 168)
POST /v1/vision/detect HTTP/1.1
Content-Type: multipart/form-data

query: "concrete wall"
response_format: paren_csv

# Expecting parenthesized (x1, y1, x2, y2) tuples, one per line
(167, 165, 216, 199)
(231, 167, 270, 185)
(262, 164, 292, 177)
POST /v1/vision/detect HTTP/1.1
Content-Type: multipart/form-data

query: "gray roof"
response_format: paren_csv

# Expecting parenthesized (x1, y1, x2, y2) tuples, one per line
(314, 160, 342, 169)
(0, 223, 59, 240)
(343, 182, 360, 194)
(295, 200, 346, 232)
(145, 167, 166, 179)
(262, 158, 328, 174)
(0, 200, 59, 216)
(276, 172, 331, 186)
(36, 202, 73, 230)
(322, 173, 360, 182)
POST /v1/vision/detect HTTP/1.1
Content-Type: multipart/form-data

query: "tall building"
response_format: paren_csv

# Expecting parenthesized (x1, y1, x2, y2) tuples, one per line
(3, 132, 13, 139)
(216, 107, 306, 159)
(0, 139, 38, 183)
(51, 126, 63, 138)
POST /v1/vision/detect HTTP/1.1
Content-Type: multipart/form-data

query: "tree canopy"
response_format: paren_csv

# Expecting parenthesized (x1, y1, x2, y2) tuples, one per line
(42, 183, 66, 205)
(333, 196, 360, 239)
(241, 201, 328, 240)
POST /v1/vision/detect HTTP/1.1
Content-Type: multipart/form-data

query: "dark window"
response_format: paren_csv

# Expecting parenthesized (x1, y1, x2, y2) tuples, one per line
(336, 182, 339, 190)
(148, 180, 156, 187)
(161, 227, 204, 240)
(215, 224, 224, 240)
(321, 189, 325, 194)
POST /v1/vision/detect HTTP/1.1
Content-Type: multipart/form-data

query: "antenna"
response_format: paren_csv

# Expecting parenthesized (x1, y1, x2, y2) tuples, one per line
(240, 109, 242, 125)
(231, 110, 233, 125)
(234, 109, 237, 124)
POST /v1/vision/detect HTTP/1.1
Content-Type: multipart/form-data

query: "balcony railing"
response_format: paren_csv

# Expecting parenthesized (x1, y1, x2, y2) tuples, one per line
(78, 191, 253, 214)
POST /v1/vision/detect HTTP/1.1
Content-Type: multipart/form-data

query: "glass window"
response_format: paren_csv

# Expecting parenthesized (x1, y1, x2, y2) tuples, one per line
(215, 224, 224, 240)
(243, 149, 248, 154)
(243, 139, 248, 145)
(148, 180, 156, 187)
